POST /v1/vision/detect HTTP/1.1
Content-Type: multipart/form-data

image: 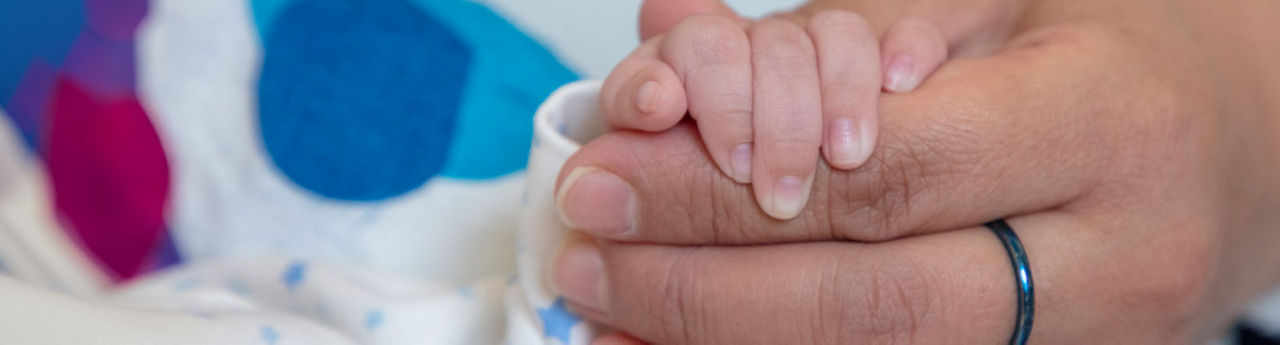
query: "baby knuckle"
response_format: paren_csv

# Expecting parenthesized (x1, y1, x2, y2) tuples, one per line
(751, 18, 815, 56)
(700, 90, 754, 124)
(753, 16, 804, 33)
(669, 15, 748, 60)
(767, 135, 823, 155)
(807, 10, 872, 34)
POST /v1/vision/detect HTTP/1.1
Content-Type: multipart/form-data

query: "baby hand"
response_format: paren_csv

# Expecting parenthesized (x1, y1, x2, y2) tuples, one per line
(600, 10, 948, 219)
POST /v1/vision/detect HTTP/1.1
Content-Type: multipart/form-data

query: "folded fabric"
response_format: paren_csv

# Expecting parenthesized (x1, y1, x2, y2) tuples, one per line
(0, 81, 604, 345)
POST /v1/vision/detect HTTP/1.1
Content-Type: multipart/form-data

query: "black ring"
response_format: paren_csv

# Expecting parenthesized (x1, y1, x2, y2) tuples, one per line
(986, 219, 1034, 345)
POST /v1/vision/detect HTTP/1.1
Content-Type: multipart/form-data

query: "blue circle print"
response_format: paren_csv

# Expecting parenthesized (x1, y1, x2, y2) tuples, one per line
(257, 0, 471, 201)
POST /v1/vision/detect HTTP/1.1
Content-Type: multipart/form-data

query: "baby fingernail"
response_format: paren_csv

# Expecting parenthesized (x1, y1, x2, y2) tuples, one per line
(885, 54, 919, 93)
(635, 81, 663, 114)
(828, 118, 861, 168)
(770, 175, 807, 219)
(553, 242, 606, 312)
(730, 143, 752, 183)
(556, 167, 637, 237)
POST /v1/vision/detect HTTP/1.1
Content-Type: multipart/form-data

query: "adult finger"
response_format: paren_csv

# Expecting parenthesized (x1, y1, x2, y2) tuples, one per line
(747, 17, 823, 220)
(805, 11, 881, 170)
(555, 213, 1213, 344)
(557, 27, 1147, 243)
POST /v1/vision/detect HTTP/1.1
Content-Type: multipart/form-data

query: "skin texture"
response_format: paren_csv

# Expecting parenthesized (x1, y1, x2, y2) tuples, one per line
(554, 0, 1280, 343)
(600, 7, 949, 220)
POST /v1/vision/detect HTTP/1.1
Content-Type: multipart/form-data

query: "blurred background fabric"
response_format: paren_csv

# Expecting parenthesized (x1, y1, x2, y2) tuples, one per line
(0, 0, 802, 284)
(0, 0, 584, 282)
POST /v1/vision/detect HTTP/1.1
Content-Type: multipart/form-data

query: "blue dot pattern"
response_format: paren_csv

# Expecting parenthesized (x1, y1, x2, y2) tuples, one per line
(260, 325, 279, 345)
(257, 0, 469, 201)
(364, 309, 384, 331)
(536, 297, 580, 344)
(250, 0, 577, 200)
(0, 256, 7, 274)
(282, 261, 306, 291)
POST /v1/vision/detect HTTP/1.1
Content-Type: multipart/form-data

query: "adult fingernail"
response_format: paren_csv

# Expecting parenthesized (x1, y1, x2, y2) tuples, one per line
(827, 118, 861, 168)
(635, 81, 664, 114)
(770, 175, 808, 219)
(885, 54, 919, 93)
(553, 242, 606, 312)
(556, 167, 637, 237)
(730, 143, 752, 183)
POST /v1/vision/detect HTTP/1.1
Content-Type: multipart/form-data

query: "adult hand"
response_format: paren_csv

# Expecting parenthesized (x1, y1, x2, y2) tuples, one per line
(552, 0, 1280, 343)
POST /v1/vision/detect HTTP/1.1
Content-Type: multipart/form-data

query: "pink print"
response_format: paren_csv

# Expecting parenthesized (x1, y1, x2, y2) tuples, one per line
(45, 77, 170, 280)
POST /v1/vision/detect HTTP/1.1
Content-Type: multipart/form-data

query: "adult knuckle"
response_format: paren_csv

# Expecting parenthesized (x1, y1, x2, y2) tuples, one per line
(1126, 259, 1213, 339)
(1125, 73, 1198, 141)
(648, 252, 708, 344)
(707, 174, 756, 243)
(1143, 226, 1217, 329)
(1012, 22, 1125, 53)
(833, 136, 926, 241)
(1090, 218, 1218, 339)
(1152, 261, 1213, 324)
(831, 259, 937, 344)
(830, 102, 984, 241)
(621, 132, 714, 242)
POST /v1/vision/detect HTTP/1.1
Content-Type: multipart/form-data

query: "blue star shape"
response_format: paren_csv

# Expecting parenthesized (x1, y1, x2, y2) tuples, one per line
(260, 325, 279, 345)
(365, 309, 384, 331)
(282, 261, 307, 291)
(536, 297, 581, 344)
